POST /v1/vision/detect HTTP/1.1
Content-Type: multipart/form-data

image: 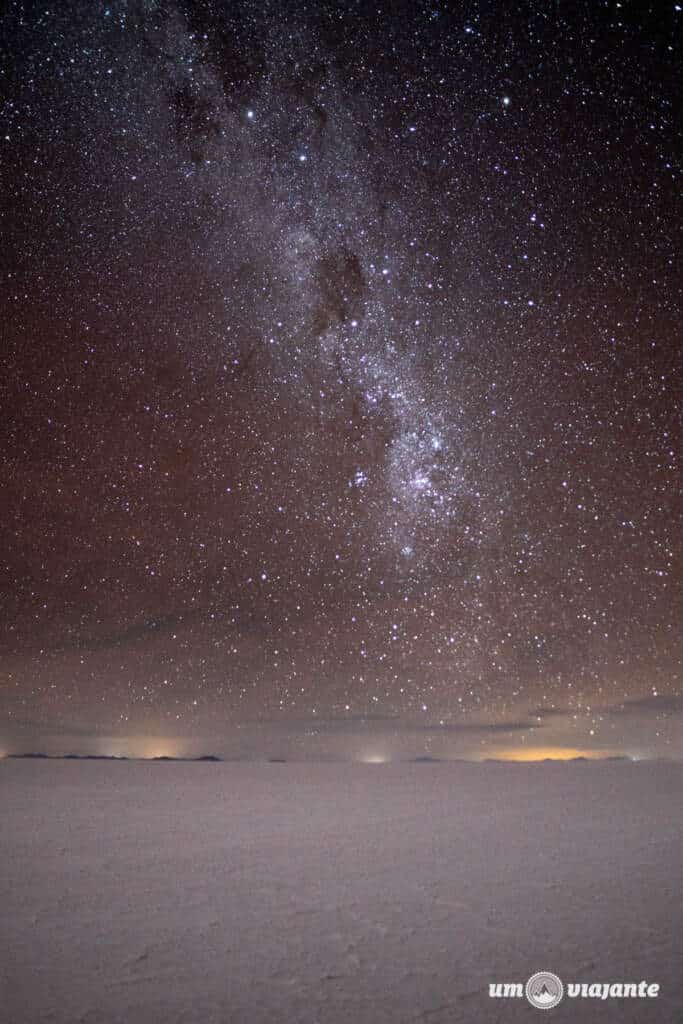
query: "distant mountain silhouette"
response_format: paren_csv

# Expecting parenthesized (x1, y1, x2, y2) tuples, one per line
(3, 752, 643, 765)
(151, 755, 223, 762)
(6, 753, 219, 762)
(64, 754, 129, 760)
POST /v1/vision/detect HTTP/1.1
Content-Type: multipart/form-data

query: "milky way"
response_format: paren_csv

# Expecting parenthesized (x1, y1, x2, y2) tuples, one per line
(2, 1, 680, 759)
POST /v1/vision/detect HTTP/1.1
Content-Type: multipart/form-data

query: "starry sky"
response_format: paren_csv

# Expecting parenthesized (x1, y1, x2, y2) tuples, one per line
(1, 0, 681, 761)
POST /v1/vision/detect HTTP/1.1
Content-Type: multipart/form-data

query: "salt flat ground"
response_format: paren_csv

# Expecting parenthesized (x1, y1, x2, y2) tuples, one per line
(1, 761, 681, 1024)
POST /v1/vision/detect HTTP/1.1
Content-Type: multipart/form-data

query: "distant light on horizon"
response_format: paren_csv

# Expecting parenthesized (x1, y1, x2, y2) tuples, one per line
(94, 736, 185, 760)
(489, 747, 617, 762)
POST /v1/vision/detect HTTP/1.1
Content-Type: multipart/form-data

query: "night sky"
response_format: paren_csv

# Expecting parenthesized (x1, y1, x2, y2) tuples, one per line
(2, 0, 680, 761)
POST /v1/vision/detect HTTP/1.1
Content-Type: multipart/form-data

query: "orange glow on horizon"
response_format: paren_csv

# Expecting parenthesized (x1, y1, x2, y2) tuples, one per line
(95, 736, 184, 760)
(488, 746, 616, 762)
